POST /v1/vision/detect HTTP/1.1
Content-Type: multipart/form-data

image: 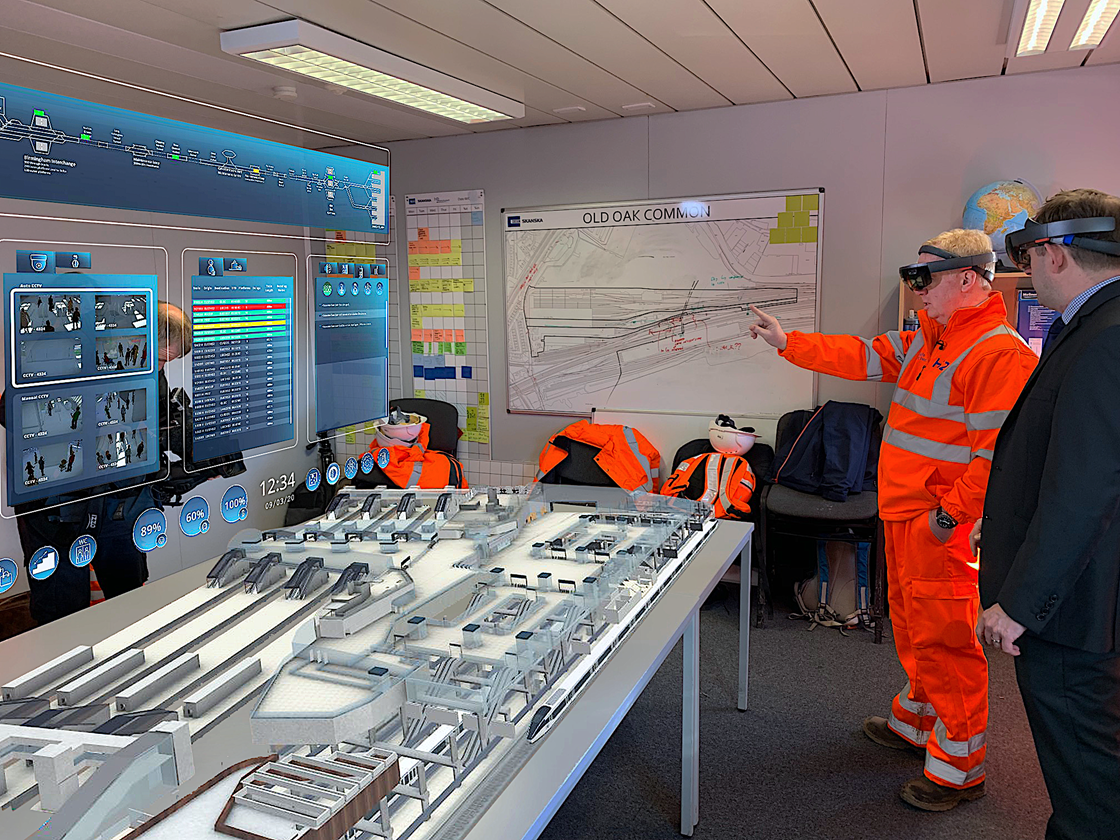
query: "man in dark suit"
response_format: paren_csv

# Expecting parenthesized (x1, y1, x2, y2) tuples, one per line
(975, 189, 1120, 839)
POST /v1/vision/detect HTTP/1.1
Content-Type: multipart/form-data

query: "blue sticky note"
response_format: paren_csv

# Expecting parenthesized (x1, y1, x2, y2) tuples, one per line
(446, 367, 457, 379)
(462, 366, 472, 379)
(424, 367, 436, 380)
(471, 211, 484, 226)
(413, 365, 424, 377)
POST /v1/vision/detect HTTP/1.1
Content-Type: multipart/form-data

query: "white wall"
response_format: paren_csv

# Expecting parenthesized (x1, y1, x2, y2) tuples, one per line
(381, 61, 1120, 464)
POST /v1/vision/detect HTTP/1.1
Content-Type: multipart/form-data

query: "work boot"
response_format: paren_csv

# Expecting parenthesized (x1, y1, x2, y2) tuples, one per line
(900, 776, 986, 811)
(862, 716, 925, 757)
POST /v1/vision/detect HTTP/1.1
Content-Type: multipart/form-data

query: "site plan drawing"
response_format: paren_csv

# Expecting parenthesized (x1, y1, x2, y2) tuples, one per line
(503, 192, 821, 416)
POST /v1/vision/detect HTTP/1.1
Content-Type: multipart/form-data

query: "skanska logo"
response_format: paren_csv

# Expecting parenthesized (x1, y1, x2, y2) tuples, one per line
(508, 216, 542, 228)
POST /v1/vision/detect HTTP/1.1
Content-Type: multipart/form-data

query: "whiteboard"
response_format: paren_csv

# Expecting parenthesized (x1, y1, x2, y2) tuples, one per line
(503, 190, 821, 416)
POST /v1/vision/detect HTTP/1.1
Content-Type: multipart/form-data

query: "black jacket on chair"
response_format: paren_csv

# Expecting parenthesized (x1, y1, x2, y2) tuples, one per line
(980, 281, 1120, 653)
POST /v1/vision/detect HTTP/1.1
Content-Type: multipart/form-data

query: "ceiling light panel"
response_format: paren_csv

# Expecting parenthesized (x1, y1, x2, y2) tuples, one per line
(1017, 0, 1067, 56)
(222, 19, 524, 123)
(1070, 0, 1120, 48)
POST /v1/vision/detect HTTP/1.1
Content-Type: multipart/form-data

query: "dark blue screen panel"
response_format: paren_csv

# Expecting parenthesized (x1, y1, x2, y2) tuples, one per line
(4, 272, 160, 505)
(0, 82, 388, 234)
(190, 273, 295, 463)
(312, 267, 388, 435)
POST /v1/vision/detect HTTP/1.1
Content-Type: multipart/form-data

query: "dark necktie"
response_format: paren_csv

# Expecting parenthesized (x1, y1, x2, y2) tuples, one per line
(1042, 317, 1065, 352)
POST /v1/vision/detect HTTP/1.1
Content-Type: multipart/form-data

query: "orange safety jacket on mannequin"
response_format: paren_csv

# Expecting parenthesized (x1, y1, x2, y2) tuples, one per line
(536, 420, 660, 492)
(661, 453, 755, 519)
(367, 424, 467, 489)
(780, 291, 1037, 789)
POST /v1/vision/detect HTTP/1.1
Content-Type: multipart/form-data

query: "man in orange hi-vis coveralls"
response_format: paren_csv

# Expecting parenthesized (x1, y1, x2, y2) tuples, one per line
(750, 229, 1038, 811)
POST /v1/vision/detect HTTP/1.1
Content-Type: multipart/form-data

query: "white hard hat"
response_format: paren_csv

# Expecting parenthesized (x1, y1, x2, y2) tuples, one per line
(709, 415, 757, 456)
(371, 408, 426, 448)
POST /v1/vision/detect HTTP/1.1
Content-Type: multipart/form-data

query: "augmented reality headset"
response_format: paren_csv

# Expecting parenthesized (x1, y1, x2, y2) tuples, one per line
(1005, 216, 1120, 270)
(898, 245, 996, 291)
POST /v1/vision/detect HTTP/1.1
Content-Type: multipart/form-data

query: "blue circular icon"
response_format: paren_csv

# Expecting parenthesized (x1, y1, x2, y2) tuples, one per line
(351, 282, 359, 296)
(0, 558, 19, 595)
(361, 452, 374, 474)
(306, 468, 321, 492)
(29, 546, 60, 580)
(344, 457, 358, 479)
(376, 281, 384, 295)
(180, 496, 210, 537)
(326, 462, 341, 485)
(337, 282, 346, 296)
(132, 508, 168, 552)
(377, 448, 391, 469)
(221, 485, 249, 524)
(364, 282, 373, 295)
(69, 535, 97, 568)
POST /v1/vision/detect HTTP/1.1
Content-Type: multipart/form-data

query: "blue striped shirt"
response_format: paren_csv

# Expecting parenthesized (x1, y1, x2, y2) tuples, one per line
(1062, 275, 1120, 323)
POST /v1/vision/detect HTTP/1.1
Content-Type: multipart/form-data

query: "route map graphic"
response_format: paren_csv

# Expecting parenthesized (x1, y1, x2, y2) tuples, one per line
(0, 81, 388, 233)
(503, 192, 821, 416)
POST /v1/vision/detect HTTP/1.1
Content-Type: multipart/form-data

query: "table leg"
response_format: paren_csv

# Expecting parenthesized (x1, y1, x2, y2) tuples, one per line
(681, 608, 700, 836)
(738, 539, 751, 711)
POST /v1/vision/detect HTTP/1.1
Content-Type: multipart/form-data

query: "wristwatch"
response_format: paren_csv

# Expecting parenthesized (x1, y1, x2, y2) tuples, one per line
(935, 507, 958, 530)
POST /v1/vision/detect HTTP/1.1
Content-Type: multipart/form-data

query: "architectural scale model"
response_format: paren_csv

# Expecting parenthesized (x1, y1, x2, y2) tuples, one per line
(1, 485, 715, 840)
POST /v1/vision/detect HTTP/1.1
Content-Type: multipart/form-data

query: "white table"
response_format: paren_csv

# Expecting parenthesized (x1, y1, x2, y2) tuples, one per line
(0, 519, 753, 840)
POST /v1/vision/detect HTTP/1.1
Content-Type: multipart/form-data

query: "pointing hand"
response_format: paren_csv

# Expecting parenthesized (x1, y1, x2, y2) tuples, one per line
(748, 305, 787, 352)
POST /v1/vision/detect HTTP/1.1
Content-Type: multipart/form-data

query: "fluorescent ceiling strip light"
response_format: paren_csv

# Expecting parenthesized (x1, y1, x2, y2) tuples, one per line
(1070, 0, 1120, 48)
(222, 20, 523, 124)
(1016, 0, 1066, 56)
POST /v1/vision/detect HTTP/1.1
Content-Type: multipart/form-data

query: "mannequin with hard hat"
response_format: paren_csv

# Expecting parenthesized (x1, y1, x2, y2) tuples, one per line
(660, 415, 757, 519)
(366, 408, 467, 489)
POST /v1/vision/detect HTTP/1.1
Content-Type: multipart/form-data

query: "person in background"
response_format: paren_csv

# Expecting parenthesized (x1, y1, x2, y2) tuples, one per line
(0, 302, 192, 625)
(750, 229, 1037, 810)
(975, 189, 1120, 839)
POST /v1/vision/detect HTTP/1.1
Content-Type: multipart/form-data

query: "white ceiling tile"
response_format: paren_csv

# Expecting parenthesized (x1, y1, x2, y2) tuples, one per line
(369, 0, 649, 118)
(916, 0, 1011, 83)
(704, 0, 858, 97)
(813, 0, 927, 90)
(1085, 0, 1120, 63)
(483, 0, 731, 110)
(594, 0, 791, 104)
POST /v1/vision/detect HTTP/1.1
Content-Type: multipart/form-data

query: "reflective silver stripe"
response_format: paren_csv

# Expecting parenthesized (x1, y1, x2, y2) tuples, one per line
(623, 426, 653, 491)
(893, 389, 964, 422)
(972, 449, 994, 461)
(859, 337, 884, 381)
(897, 682, 935, 718)
(933, 720, 986, 758)
(718, 458, 736, 514)
(887, 712, 930, 745)
(900, 331, 926, 370)
(964, 409, 1010, 431)
(925, 754, 986, 787)
(931, 325, 1024, 405)
(885, 330, 906, 363)
(700, 455, 719, 505)
(883, 426, 971, 464)
(406, 462, 424, 487)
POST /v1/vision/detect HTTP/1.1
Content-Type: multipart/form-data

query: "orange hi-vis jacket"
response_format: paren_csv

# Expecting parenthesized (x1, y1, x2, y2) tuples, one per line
(367, 423, 467, 489)
(780, 293, 1037, 523)
(661, 453, 755, 520)
(536, 420, 661, 492)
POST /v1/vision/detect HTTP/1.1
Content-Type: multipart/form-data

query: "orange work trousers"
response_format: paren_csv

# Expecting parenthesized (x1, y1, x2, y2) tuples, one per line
(885, 514, 988, 788)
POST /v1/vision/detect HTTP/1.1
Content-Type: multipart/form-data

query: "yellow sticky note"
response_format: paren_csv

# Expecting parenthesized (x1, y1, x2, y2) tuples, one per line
(344, 426, 356, 444)
(364, 421, 377, 436)
(453, 304, 465, 317)
(415, 389, 426, 398)
(478, 392, 489, 407)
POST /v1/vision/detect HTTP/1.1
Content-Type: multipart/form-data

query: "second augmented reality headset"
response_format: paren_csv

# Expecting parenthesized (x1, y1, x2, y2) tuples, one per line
(1005, 216, 1120, 270)
(898, 245, 997, 291)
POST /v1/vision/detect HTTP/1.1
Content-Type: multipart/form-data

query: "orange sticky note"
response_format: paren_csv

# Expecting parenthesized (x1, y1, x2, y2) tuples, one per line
(439, 241, 452, 254)
(423, 329, 435, 341)
(411, 329, 422, 341)
(455, 330, 465, 341)
(418, 228, 429, 240)
(408, 241, 419, 254)
(409, 266, 421, 280)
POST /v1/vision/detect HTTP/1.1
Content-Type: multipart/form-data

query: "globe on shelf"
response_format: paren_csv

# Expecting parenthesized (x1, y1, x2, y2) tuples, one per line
(963, 179, 1043, 270)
